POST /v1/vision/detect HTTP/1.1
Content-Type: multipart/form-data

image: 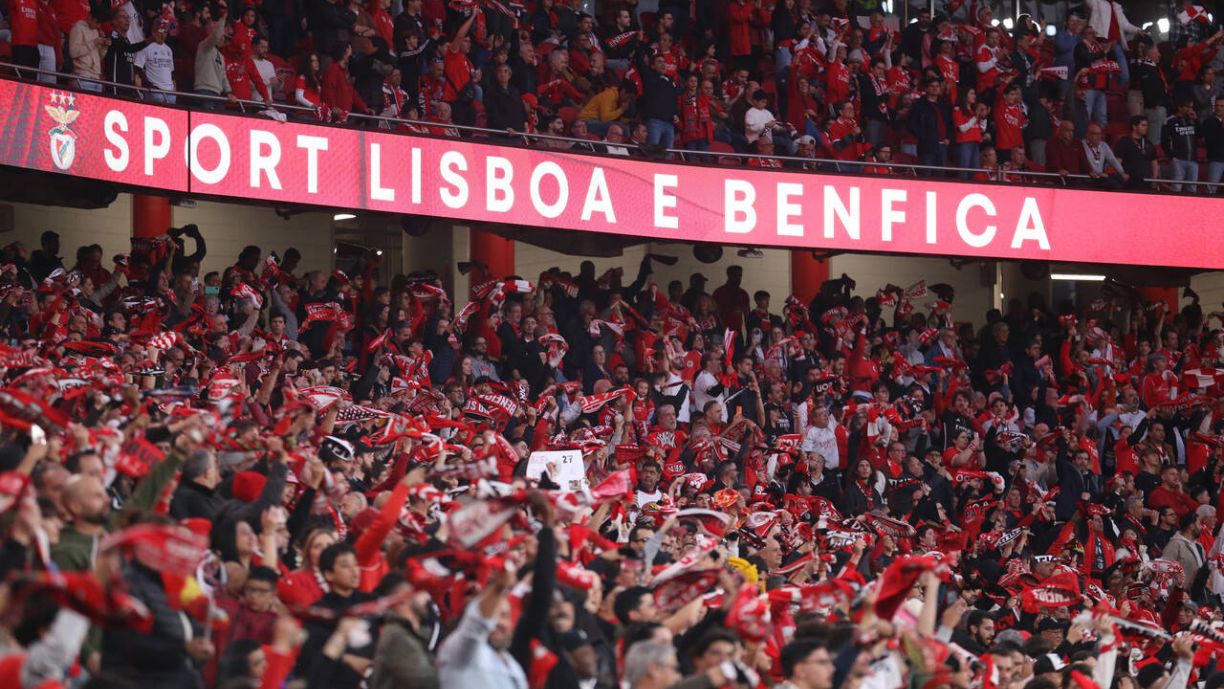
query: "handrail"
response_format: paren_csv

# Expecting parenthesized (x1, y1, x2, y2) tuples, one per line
(5, 62, 1223, 195)
(672, 146, 1089, 182)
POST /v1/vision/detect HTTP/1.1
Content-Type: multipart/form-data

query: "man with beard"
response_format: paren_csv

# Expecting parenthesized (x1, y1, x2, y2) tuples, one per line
(50, 474, 112, 572)
(370, 574, 441, 689)
(952, 610, 995, 655)
(632, 461, 666, 522)
(1163, 512, 1206, 592)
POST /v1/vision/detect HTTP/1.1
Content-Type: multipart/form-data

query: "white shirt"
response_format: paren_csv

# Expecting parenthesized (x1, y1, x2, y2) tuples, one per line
(438, 600, 528, 689)
(253, 57, 277, 103)
(693, 369, 726, 421)
(744, 107, 776, 143)
(801, 421, 842, 470)
(134, 42, 175, 90)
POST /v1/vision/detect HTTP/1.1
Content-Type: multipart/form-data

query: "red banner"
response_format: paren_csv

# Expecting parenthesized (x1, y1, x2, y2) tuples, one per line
(0, 80, 189, 191)
(1, 78, 1221, 269)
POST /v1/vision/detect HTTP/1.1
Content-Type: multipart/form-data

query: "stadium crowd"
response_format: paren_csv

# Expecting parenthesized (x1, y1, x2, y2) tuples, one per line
(0, 221, 1221, 689)
(3, 0, 1224, 188)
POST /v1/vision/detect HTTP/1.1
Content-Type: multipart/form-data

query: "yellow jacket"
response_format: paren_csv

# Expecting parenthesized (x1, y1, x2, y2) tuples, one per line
(578, 86, 625, 122)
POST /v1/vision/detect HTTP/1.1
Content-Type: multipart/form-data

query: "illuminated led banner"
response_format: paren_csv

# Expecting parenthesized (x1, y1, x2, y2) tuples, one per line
(0, 80, 190, 191)
(1, 78, 1221, 269)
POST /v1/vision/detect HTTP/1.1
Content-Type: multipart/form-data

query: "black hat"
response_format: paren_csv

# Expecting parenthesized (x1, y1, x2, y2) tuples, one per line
(558, 629, 592, 652)
(1037, 617, 1069, 633)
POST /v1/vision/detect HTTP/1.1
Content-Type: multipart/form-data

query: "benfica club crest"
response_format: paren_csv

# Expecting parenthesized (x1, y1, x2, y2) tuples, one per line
(44, 91, 80, 171)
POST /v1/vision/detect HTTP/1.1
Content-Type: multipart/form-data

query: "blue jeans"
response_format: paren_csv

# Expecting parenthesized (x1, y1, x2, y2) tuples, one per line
(684, 140, 710, 153)
(1113, 44, 1130, 85)
(194, 89, 223, 111)
(865, 120, 885, 148)
(76, 78, 102, 93)
(954, 142, 980, 178)
(147, 91, 176, 105)
(585, 119, 612, 137)
(1084, 89, 1108, 129)
(918, 144, 948, 175)
(646, 118, 676, 150)
(1169, 158, 1199, 192)
(1207, 161, 1224, 192)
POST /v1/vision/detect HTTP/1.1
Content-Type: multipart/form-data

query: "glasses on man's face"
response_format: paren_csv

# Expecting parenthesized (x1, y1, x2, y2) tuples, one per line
(245, 586, 275, 596)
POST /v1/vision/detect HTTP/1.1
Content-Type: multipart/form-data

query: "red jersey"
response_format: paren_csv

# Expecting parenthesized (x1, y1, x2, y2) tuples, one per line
(935, 54, 959, 103)
(993, 101, 1026, 151)
(8, 0, 39, 45)
(369, 3, 393, 46)
(656, 47, 688, 81)
(295, 73, 322, 106)
(36, 0, 60, 55)
(826, 117, 861, 161)
(826, 60, 851, 104)
(792, 43, 826, 80)
(749, 157, 783, 168)
(53, 0, 86, 34)
(442, 46, 473, 101)
(975, 43, 1003, 92)
(1141, 371, 1176, 409)
(678, 92, 714, 144)
(885, 65, 913, 107)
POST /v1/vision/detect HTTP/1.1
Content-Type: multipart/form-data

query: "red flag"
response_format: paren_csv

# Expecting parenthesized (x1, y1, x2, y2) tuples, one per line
(11, 570, 154, 632)
(578, 387, 632, 414)
(367, 328, 392, 354)
(725, 582, 772, 643)
(1020, 570, 1082, 613)
(589, 470, 632, 503)
(230, 282, 264, 309)
(445, 494, 528, 548)
(114, 437, 167, 479)
(100, 523, 208, 576)
(874, 555, 940, 619)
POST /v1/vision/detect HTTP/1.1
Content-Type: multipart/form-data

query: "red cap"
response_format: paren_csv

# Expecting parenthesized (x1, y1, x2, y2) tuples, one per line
(232, 471, 267, 503)
(181, 517, 212, 540)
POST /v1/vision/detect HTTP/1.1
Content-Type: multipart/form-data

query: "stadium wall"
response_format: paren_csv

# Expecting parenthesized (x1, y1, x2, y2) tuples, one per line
(2, 195, 335, 277)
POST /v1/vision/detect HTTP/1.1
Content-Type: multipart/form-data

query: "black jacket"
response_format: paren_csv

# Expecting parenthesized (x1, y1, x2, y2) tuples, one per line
(104, 33, 149, 87)
(101, 561, 201, 689)
(1205, 115, 1224, 162)
(1132, 59, 1169, 109)
(170, 462, 289, 529)
(1055, 455, 1087, 521)
(638, 69, 682, 122)
(907, 97, 953, 154)
(485, 82, 527, 131)
(1164, 113, 1198, 161)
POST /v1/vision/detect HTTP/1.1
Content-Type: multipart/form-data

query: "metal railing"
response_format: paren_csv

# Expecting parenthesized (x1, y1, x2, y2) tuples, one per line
(6, 62, 1223, 195)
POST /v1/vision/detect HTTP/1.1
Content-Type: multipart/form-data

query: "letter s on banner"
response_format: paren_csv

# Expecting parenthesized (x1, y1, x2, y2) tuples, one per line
(440, 150, 469, 209)
(103, 110, 129, 172)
